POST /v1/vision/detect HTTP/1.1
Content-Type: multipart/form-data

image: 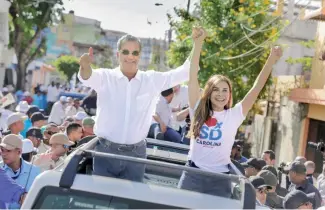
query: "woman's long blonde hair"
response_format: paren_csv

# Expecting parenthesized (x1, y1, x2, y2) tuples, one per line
(189, 75, 233, 139)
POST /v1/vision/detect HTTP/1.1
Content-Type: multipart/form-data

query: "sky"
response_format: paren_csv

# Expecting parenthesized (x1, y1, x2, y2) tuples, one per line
(62, 0, 199, 39)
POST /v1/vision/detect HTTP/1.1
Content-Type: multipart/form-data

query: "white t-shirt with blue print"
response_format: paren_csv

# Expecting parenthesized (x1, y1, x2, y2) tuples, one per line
(188, 102, 245, 173)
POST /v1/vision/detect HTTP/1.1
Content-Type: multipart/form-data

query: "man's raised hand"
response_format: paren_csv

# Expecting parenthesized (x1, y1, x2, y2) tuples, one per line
(79, 47, 93, 70)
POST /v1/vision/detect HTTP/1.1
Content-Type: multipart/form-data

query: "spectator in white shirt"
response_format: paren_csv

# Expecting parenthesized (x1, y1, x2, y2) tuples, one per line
(48, 96, 67, 125)
(150, 88, 182, 143)
(65, 98, 85, 117)
(169, 84, 189, 132)
(78, 31, 199, 181)
(46, 82, 60, 114)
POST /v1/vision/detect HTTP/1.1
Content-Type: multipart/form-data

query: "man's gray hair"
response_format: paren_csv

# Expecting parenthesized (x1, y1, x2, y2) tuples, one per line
(117, 34, 142, 52)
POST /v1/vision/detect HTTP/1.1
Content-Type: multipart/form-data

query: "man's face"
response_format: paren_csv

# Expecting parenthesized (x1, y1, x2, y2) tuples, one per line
(71, 127, 83, 142)
(117, 41, 141, 71)
(0, 147, 20, 165)
(262, 153, 274, 166)
(245, 166, 257, 177)
(13, 120, 24, 132)
(288, 171, 297, 183)
(74, 100, 80, 108)
(255, 187, 268, 205)
(83, 126, 94, 136)
(28, 136, 41, 148)
(44, 126, 60, 140)
(51, 144, 67, 157)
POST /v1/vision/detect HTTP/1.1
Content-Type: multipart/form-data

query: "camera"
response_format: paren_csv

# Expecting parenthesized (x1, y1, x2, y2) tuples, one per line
(277, 162, 289, 174)
(307, 141, 325, 152)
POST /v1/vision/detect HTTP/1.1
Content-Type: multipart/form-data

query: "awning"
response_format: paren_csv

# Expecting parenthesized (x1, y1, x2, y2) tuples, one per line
(289, 88, 325, 105)
(302, 7, 325, 21)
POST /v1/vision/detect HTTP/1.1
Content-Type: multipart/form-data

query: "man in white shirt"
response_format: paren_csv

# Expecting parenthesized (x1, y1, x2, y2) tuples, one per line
(46, 82, 60, 114)
(78, 31, 202, 181)
(65, 98, 85, 117)
(48, 96, 67, 125)
(150, 88, 182, 143)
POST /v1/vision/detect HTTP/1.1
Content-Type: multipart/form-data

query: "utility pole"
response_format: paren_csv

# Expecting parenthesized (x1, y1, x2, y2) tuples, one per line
(187, 0, 191, 13)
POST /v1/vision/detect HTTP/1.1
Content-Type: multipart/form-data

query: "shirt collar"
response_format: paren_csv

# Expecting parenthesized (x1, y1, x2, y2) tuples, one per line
(116, 66, 142, 81)
(2, 158, 27, 173)
(296, 179, 308, 190)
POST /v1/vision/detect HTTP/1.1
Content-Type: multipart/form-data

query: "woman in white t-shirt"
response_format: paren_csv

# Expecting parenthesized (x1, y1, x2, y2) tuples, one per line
(178, 27, 283, 198)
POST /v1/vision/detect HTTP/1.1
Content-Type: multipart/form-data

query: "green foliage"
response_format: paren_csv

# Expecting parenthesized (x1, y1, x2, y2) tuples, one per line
(8, 0, 65, 89)
(167, 0, 283, 104)
(286, 40, 315, 71)
(53, 56, 79, 80)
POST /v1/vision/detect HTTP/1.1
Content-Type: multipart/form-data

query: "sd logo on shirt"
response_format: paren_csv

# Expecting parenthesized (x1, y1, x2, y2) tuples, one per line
(197, 117, 223, 146)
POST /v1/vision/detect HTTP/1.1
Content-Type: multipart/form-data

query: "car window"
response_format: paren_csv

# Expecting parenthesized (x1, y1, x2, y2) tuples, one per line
(33, 186, 183, 209)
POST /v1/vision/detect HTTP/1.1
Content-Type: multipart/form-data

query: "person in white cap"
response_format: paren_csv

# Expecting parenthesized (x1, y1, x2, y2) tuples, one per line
(65, 98, 85, 117)
(73, 111, 88, 125)
(0, 134, 40, 209)
(33, 133, 74, 172)
(15, 101, 29, 114)
(48, 96, 67, 125)
(6, 113, 27, 137)
(21, 139, 38, 162)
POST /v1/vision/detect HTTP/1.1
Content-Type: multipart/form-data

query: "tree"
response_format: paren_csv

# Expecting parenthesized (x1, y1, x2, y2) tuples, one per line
(167, 0, 284, 105)
(8, 0, 65, 90)
(53, 55, 79, 81)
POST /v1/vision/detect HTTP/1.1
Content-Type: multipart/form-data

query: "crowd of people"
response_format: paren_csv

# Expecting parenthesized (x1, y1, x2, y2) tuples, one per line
(0, 26, 324, 210)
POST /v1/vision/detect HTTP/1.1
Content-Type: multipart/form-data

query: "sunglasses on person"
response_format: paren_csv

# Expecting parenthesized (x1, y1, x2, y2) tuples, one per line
(46, 131, 57, 135)
(120, 49, 140, 56)
(258, 188, 269, 194)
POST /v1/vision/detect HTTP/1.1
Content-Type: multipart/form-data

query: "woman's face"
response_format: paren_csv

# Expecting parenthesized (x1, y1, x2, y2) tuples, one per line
(209, 81, 230, 111)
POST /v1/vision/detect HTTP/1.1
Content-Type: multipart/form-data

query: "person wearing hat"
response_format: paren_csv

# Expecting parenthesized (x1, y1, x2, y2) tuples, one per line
(231, 140, 247, 163)
(82, 117, 95, 138)
(30, 112, 48, 128)
(6, 112, 27, 136)
(33, 133, 74, 172)
(257, 170, 283, 209)
(262, 150, 276, 167)
(287, 161, 322, 208)
(21, 105, 40, 138)
(283, 190, 314, 209)
(242, 158, 266, 178)
(48, 96, 67, 126)
(21, 139, 38, 162)
(73, 111, 88, 125)
(26, 127, 43, 150)
(262, 165, 288, 197)
(76, 117, 96, 147)
(250, 176, 272, 206)
(0, 134, 40, 209)
(15, 101, 29, 114)
(65, 98, 85, 118)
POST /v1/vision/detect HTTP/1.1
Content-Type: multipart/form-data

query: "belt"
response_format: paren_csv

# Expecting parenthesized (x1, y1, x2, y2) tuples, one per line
(98, 138, 146, 151)
(188, 160, 230, 174)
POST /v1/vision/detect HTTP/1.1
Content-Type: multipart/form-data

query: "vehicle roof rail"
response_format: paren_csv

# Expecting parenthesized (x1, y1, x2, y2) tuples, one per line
(83, 149, 240, 182)
(59, 138, 99, 188)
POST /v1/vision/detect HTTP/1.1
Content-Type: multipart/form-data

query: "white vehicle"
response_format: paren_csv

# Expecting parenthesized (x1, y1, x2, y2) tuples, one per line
(22, 138, 260, 209)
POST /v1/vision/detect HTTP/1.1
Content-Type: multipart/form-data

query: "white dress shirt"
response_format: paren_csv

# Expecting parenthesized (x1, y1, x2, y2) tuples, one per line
(169, 85, 189, 130)
(78, 61, 190, 144)
(48, 101, 66, 125)
(153, 96, 172, 127)
(47, 86, 60, 102)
